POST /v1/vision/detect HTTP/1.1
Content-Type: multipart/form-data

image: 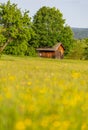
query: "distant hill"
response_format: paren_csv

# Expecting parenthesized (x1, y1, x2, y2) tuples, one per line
(72, 27, 88, 39)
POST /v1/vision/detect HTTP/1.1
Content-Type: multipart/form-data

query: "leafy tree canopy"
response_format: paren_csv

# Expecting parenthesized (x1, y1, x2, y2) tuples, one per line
(33, 6, 65, 47)
(0, 0, 32, 54)
(58, 25, 74, 55)
(67, 39, 85, 59)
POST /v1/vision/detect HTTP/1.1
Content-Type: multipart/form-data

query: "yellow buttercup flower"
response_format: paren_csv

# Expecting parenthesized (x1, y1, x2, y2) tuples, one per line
(81, 123, 87, 130)
(72, 72, 80, 79)
(39, 87, 47, 94)
(24, 118, 32, 126)
(62, 121, 70, 129)
(15, 121, 26, 130)
(27, 82, 32, 86)
(6, 92, 12, 99)
(40, 117, 50, 127)
(27, 104, 36, 112)
(9, 76, 15, 81)
(53, 121, 61, 127)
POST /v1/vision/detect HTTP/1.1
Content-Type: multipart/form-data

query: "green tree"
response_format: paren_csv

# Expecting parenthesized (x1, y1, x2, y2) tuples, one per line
(68, 39, 85, 59)
(32, 6, 65, 48)
(58, 25, 74, 55)
(0, 0, 32, 55)
(84, 39, 88, 59)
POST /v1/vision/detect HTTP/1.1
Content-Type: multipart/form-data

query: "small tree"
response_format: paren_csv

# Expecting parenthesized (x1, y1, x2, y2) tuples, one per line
(0, 0, 32, 55)
(68, 39, 85, 59)
(84, 39, 88, 59)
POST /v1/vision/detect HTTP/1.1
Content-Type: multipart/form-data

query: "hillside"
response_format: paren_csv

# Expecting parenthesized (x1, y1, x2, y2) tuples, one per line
(72, 27, 88, 39)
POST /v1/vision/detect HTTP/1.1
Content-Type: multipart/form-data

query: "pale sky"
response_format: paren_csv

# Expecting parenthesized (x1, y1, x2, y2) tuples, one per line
(0, 0, 88, 28)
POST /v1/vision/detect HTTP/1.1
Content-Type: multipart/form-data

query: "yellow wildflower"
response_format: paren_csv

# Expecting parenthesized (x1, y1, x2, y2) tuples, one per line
(62, 121, 70, 129)
(15, 121, 26, 130)
(28, 104, 36, 112)
(53, 121, 61, 127)
(72, 72, 80, 79)
(24, 118, 32, 126)
(9, 76, 15, 81)
(27, 82, 31, 86)
(81, 123, 87, 130)
(6, 92, 12, 99)
(39, 87, 47, 94)
(41, 117, 50, 127)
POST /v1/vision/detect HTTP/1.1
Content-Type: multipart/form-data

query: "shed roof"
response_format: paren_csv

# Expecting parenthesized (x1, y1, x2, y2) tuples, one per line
(36, 43, 64, 52)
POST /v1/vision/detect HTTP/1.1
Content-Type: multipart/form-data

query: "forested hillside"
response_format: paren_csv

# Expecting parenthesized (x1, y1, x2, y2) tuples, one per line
(72, 28, 88, 39)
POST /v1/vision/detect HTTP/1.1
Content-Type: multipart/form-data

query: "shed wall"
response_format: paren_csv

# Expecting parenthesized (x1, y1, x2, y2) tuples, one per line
(39, 51, 55, 58)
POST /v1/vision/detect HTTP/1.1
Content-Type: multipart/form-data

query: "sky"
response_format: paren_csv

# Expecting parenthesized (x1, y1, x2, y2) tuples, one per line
(0, 0, 88, 28)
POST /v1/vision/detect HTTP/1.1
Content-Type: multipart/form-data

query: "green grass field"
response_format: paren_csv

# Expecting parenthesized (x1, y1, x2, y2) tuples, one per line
(0, 55, 88, 130)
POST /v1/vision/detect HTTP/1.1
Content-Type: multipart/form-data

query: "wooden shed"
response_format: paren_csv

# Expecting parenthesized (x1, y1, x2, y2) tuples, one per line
(36, 43, 65, 59)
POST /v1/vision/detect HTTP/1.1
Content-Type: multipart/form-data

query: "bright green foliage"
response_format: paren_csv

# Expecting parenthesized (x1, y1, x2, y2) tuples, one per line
(4, 41, 28, 56)
(33, 6, 65, 47)
(83, 39, 88, 59)
(68, 40, 85, 59)
(0, 0, 32, 55)
(58, 25, 74, 55)
(0, 32, 6, 45)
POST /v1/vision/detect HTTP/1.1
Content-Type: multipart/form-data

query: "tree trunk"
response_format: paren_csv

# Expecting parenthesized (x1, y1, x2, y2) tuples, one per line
(0, 38, 12, 54)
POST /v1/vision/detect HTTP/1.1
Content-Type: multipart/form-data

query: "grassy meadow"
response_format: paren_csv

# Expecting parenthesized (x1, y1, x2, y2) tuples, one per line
(0, 55, 88, 130)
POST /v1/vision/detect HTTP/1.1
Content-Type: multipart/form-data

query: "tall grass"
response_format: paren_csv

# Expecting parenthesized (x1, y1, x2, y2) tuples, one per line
(0, 55, 88, 130)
